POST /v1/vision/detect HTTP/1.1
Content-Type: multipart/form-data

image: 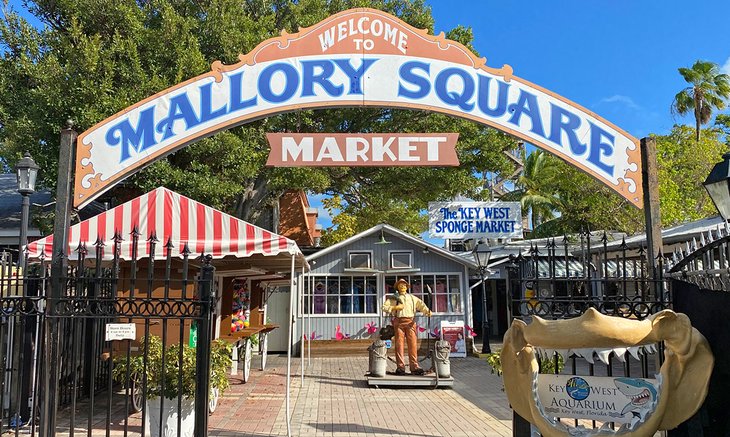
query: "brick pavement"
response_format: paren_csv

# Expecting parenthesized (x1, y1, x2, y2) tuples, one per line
(50, 348, 513, 436)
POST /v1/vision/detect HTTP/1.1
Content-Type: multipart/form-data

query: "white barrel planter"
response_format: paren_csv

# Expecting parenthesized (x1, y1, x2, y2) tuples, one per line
(144, 397, 195, 437)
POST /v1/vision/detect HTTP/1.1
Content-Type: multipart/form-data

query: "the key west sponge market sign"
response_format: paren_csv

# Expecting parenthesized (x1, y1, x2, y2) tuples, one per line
(74, 8, 642, 209)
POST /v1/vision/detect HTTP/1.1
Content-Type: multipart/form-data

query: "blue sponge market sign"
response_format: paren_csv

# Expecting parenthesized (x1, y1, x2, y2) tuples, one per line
(537, 375, 659, 424)
(428, 201, 523, 239)
(73, 8, 642, 209)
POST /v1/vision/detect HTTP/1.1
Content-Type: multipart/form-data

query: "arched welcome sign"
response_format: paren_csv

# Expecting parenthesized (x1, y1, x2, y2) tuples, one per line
(74, 7, 642, 209)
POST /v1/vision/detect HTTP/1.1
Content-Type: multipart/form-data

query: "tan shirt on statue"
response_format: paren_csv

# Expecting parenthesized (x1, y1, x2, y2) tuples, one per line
(382, 293, 430, 318)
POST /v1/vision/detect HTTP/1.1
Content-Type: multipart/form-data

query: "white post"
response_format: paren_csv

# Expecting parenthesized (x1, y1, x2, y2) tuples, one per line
(300, 264, 305, 385)
(308, 268, 313, 367)
(285, 255, 295, 437)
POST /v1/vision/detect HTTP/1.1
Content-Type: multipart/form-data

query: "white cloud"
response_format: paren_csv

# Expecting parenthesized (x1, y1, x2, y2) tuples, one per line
(721, 56, 730, 75)
(597, 95, 641, 111)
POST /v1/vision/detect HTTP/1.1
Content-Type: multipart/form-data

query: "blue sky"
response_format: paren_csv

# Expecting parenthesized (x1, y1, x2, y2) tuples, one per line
(8, 0, 730, 241)
(323, 1, 730, 238)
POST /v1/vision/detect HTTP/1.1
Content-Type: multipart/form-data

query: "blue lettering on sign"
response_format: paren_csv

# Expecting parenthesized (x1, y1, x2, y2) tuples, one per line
(301, 59, 343, 97)
(394, 63, 621, 180)
(101, 56, 619, 184)
(228, 71, 257, 112)
(398, 61, 431, 99)
(259, 63, 300, 103)
(156, 93, 200, 141)
(477, 76, 509, 117)
(508, 89, 545, 137)
(106, 106, 158, 163)
(549, 103, 586, 155)
(199, 82, 228, 124)
(588, 121, 615, 176)
(435, 68, 474, 111)
(333, 58, 376, 95)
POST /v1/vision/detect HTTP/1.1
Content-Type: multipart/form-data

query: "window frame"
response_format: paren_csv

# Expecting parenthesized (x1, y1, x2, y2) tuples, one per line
(383, 272, 464, 315)
(302, 274, 380, 317)
(347, 250, 373, 270)
(388, 250, 413, 269)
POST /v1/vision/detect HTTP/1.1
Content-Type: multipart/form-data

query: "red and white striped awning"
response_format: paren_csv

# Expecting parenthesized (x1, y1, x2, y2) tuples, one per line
(25, 187, 306, 268)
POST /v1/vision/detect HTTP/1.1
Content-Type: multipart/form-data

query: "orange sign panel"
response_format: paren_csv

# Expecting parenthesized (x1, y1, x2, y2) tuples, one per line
(265, 133, 459, 167)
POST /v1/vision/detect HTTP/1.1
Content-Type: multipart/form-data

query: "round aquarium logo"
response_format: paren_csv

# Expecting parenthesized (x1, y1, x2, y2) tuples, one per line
(566, 377, 590, 401)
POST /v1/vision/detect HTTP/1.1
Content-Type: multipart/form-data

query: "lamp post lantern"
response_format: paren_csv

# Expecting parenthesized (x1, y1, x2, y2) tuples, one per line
(704, 152, 730, 221)
(473, 241, 492, 354)
(15, 152, 39, 270)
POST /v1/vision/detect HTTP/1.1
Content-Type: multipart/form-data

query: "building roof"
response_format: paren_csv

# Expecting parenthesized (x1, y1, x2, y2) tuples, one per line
(0, 173, 52, 231)
(26, 187, 308, 272)
(306, 223, 478, 269)
(590, 215, 726, 252)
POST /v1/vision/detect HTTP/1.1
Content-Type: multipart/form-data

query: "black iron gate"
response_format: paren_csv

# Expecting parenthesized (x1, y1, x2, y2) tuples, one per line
(507, 232, 671, 434)
(0, 231, 214, 436)
(666, 230, 730, 436)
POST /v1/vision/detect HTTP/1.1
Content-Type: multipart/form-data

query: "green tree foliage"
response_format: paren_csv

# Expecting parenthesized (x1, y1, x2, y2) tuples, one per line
(654, 125, 728, 225)
(500, 150, 562, 231)
(0, 0, 517, 238)
(671, 60, 730, 142)
(520, 124, 728, 238)
(715, 114, 730, 147)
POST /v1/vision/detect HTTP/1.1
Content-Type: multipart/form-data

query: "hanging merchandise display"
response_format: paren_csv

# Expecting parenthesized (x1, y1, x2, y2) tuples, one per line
(231, 280, 251, 333)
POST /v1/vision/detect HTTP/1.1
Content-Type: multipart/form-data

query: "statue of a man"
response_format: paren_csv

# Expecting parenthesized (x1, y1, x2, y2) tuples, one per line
(382, 278, 432, 375)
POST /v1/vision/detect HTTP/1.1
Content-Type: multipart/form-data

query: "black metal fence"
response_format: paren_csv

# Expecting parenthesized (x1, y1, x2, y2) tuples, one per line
(667, 228, 730, 435)
(0, 232, 214, 436)
(507, 232, 670, 434)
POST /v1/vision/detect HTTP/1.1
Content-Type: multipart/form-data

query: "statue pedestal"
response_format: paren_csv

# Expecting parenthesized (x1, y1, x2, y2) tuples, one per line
(366, 373, 454, 388)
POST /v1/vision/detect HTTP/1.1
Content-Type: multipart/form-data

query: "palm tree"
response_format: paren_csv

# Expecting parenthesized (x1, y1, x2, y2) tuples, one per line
(501, 150, 562, 232)
(672, 60, 730, 141)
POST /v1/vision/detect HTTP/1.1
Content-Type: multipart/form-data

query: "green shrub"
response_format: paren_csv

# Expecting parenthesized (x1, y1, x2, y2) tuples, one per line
(112, 335, 233, 400)
(484, 348, 564, 376)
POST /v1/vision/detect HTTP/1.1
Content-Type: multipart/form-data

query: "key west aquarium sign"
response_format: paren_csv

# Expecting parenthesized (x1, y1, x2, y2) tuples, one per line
(429, 201, 523, 239)
(73, 8, 642, 209)
(537, 375, 660, 425)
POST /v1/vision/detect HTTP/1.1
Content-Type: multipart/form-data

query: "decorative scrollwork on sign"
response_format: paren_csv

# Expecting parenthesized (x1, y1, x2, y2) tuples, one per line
(48, 298, 204, 319)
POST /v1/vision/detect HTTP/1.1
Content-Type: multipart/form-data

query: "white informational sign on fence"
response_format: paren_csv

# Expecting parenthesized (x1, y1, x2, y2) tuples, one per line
(105, 323, 137, 341)
(536, 374, 659, 424)
(428, 201, 523, 239)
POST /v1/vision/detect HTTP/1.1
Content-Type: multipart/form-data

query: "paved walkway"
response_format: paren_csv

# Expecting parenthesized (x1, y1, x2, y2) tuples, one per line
(209, 353, 512, 437)
(52, 348, 512, 436)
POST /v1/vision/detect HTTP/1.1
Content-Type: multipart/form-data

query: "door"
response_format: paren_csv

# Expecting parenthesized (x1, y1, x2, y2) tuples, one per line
(266, 287, 291, 352)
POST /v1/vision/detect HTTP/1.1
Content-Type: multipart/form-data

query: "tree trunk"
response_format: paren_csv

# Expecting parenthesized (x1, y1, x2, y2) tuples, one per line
(235, 175, 278, 225)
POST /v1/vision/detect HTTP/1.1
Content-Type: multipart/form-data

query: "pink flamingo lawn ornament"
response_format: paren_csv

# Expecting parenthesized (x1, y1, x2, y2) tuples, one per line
(303, 331, 322, 341)
(334, 325, 350, 340)
(364, 322, 378, 335)
(465, 325, 478, 337)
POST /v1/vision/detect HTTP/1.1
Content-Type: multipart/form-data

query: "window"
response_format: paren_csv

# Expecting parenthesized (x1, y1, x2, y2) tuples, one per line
(349, 252, 372, 269)
(384, 274, 463, 314)
(389, 251, 412, 269)
(303, 275, 378, 314)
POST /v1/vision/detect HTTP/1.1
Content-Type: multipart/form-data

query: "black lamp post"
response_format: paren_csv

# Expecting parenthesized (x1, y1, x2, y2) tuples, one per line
(15, 152, 39, 270)
(704, 152, 730, 220)
(473, 241, 492, 354)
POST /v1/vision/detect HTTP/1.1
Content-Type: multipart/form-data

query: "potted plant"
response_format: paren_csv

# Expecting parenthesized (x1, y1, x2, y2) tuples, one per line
(112, 335, 232, 437)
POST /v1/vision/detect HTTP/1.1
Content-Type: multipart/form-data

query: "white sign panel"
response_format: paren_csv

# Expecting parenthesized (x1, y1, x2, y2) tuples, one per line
(105, 323, 137, 341)
(73, 9, 642, 209)
(428, 201, 523, 239)
(537, 375, 659, 424)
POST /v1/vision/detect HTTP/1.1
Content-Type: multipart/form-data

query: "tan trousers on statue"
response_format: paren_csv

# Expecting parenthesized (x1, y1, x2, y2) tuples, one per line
(393, 317, 420, 371)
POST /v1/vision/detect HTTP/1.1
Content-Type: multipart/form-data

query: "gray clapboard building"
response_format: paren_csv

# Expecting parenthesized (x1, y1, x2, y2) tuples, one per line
(291, 223, 478, 348)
